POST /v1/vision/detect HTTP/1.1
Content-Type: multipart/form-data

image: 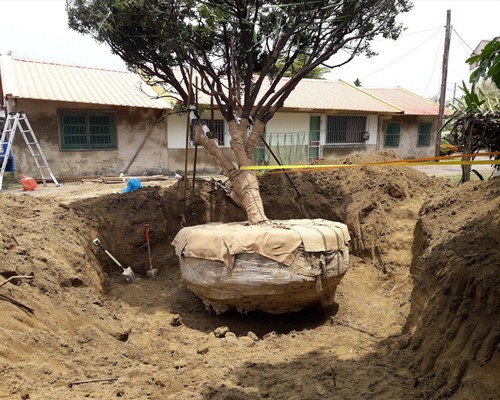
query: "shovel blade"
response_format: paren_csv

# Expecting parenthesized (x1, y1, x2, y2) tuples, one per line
(146, 268, 159, 278)
(122, 267, 136, 284)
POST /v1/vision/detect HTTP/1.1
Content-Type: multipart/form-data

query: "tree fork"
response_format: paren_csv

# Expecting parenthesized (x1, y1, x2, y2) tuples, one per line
(192, 119, 268, 225)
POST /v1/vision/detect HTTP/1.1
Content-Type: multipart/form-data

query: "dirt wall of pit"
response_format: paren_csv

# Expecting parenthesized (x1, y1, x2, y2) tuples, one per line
(401, 179, 500, 399)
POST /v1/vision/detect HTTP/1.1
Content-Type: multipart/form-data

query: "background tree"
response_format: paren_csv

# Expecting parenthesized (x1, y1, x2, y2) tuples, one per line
(67, 0, 412, 224)
(442, 37, 500, 184)
(275, 53, 331, 79)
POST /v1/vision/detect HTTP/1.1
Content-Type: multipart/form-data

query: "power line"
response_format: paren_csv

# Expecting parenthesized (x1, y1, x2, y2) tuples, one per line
(361, 28, 442, 80)
(422, 29, 445, 98)
(452, 27, 473, 55)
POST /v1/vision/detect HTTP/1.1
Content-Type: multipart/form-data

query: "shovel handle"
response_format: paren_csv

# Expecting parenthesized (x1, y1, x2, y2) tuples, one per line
(93, 238, 124, 269)
(103, 249, 124, 269)
(143, 225, 154, 270)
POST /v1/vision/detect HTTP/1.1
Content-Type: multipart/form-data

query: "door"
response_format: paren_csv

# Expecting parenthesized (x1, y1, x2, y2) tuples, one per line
(308, 116, 321, 161)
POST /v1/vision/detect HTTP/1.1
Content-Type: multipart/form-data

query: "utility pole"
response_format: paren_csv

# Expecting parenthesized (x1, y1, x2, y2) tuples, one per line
(435, 9, 452, 157)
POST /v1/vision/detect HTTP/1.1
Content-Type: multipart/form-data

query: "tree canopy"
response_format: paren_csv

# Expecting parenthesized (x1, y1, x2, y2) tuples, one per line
(67, 0, 412, 123)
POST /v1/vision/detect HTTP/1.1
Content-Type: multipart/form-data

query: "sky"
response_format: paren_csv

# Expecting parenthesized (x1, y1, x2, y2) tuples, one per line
(1, 0, 499, 101)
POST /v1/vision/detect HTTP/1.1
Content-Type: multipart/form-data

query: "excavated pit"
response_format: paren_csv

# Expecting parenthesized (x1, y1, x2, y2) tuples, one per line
(0, 151, 498, 399)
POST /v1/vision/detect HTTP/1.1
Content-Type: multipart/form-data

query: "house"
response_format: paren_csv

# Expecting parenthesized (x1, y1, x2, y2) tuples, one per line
(363, 87, 445, 159)
(167, 78, 445, 169)
(0, 55, 169, 177)
(1, 55, 446, 178)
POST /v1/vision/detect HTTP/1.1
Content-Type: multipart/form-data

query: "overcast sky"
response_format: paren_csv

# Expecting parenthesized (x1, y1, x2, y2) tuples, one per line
(1, 0, 499, 100)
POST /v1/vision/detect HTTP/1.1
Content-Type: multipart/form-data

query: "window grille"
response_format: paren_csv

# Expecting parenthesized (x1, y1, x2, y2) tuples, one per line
(190, 119, 226, 146)
(60, 111, 116, 150)
(418, 122, 432, 147)
(326, 116, 367, 147)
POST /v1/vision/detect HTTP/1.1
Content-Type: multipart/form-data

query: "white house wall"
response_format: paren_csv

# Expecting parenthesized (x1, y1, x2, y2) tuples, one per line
(168, 113, 189, 148)
(266, 112, 310, 137)
(166, 110, 391, 169)
(168, 109, 227, 148)
(367, 115, 378, 145)
(165, 110, 438, 172)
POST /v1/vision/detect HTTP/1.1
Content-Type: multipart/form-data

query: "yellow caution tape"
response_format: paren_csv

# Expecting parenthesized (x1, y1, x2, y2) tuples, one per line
(240, 152, 500, 172)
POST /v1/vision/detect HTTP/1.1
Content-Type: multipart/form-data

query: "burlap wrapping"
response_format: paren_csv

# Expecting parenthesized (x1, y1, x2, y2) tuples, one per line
(172, 218, 350, 268)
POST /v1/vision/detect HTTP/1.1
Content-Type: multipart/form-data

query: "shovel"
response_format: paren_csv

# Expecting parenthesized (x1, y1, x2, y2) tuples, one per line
(144, 224, 158, 278)
(93, 238, 135, 284)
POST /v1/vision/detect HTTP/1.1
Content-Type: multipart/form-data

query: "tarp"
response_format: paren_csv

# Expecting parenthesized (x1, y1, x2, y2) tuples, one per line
(172, 219, 350, 268)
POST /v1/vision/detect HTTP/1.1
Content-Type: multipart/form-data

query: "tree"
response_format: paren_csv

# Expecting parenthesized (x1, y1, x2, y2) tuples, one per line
(442, 81, 500, 183)
(67, 0, 412, 224)
(440, 38, 500, 184)
(275, 53, 331, 79)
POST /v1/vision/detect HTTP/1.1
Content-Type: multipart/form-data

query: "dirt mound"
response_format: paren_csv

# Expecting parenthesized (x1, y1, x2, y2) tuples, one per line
(260, 151, 445, 270)
(0, 194, 130, 399)
(68, 179, 246, 279)
(0, 151, 498, 399)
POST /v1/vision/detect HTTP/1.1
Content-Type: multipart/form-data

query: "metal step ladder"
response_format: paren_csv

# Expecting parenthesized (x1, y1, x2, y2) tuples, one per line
(0, 110, 59, 190)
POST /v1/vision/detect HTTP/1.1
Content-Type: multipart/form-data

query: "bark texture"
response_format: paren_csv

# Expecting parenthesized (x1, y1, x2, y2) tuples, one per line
(245, 119, 266, 160)
(193, 120, 268, 225)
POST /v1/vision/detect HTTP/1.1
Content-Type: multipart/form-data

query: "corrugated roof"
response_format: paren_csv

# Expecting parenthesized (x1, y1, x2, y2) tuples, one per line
(0, 55, 168, 109)
(362, 87, 448, 116)
(2, 56, 438, 115)
(192, 76, 403, 114)
(279, 79, 402, 113)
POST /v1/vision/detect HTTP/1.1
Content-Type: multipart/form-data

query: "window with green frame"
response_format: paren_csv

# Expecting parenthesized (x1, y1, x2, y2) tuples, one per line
(417, 122, 432, 147)
(385, 121, 401, 147)
(60, 111, 117, 150)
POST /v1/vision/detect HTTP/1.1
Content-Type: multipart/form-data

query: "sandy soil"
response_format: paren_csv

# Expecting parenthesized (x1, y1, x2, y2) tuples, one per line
(0, 152, 498, 400)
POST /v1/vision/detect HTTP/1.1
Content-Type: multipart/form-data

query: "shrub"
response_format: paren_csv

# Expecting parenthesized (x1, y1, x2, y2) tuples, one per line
(440, 143, 459, 156)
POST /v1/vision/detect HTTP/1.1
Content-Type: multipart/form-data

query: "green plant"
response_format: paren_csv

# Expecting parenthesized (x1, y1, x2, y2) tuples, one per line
(467, 37, 500, 89)
(440, 81, 500, 183)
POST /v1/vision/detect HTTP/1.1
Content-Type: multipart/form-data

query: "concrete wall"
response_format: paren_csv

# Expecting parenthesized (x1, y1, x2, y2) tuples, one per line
(378, 115, 436, 159)
(6, 99, 169, 177)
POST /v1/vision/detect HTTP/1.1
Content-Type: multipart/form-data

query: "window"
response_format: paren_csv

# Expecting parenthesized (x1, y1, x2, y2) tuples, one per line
(418, 122, 432, 147)
(60, 111, 116, 150)
(385, 121, 401, 147)
(326, 115, 367, 146)
(190, 119, 226, 146)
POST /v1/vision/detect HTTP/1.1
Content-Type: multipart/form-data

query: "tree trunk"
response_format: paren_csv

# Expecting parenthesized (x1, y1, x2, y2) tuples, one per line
(461, 125, 474, 184)
(192, 119, 268, 225)
(245, 119, 266, 160)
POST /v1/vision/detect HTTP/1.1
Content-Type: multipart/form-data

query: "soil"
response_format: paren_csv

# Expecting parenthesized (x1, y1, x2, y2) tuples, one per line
(0, 151, 498, 400)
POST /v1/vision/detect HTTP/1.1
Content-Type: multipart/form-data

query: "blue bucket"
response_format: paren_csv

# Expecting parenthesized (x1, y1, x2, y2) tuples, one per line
(0, 143, 14, 172)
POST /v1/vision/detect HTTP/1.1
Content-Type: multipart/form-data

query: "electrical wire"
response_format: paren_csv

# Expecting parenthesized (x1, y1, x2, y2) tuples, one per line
(452, 27, 474, 57)
(361, 28, 442, 80)
(421, 28, 445, 98)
